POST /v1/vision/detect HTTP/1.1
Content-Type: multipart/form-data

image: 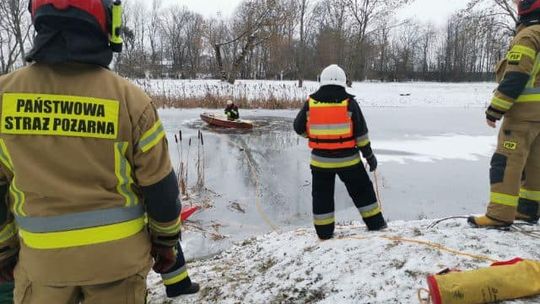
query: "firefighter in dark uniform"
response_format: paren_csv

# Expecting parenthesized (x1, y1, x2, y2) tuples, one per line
(0, 0, 199, 302)
(225, 99, 240, 121)
(294, 64, 387, 239)
(469, 0, 540, 227)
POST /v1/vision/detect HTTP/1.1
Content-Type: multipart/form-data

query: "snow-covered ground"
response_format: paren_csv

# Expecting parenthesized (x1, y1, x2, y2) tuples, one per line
(147, 220, 540, 303)
(143, 81, 540, 303)
(136, 79, 495, 108)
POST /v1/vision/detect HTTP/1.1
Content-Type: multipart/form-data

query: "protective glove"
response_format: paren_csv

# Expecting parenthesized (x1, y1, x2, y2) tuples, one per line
(151, 244, 177, 274)
(0, 255, 17, 283)
(366, 154, 378, 172)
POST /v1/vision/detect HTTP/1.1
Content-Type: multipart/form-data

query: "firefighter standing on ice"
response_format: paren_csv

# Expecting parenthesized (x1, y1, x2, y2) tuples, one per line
(0, 0, 199, 303)
(469, 0, 540, 228)
(294, 64, 387, 239)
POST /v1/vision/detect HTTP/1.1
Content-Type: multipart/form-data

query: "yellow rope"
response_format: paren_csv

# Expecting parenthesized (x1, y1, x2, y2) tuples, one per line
(380, 235, 497, 262)
(373, 170, 383, 211)
(224, 136, 280, 232)
(336, 234, 496, 262)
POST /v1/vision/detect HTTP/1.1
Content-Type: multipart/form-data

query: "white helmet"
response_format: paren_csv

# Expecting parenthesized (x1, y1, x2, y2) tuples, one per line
(319, 64, 347, 88)
(226, 99, 233, 105)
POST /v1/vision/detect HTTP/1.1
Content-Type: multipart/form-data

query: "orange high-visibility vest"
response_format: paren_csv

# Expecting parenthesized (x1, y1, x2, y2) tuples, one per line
(307, 98, 355, 150)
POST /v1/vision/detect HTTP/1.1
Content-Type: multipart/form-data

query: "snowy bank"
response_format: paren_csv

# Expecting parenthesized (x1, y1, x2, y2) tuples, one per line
(135, 79, 496, 108)
(147, 220, 540, 303)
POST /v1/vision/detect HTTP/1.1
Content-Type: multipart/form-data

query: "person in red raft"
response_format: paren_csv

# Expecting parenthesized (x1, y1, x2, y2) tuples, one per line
(225, 99, 240, 121)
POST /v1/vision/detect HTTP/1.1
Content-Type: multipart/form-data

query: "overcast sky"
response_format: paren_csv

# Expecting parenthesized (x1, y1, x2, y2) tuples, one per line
(171, 0, 472, 25)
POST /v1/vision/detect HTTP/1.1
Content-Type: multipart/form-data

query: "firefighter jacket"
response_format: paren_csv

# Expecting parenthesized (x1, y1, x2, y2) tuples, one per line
(294, 85, 374, 170)
(488, 24, 540, 122)
(225, 104, 239, 120)
(0, 63, 181, 285)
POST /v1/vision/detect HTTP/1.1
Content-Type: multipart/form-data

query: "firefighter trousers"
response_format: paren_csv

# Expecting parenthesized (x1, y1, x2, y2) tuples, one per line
(486, 118, 540, 223)
(13, 266, 148, 304)
(311, 164, 383, 238)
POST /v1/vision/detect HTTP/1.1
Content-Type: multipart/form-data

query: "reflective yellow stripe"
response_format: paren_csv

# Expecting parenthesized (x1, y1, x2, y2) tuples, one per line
(19, 217, 145, 249)
(0, 222, 16, 243)
(357, 139, 370, 147)
(520, 188, 540, 201)
(490, 96, 513, 111)
(510, 45, 536, 61)
(527, 55, 540, 88)
(114, 142, 138, 207)
(311, 158, 361, 169)
(309, 99, 348, 108)
(314, 217, 335, 226)
(361, 206, 381, 218)
(490, 192, 518, 207)
(163, 269, 189, 285)
(0, 139, 25, 216)
(148, 218, 181, 235)
(139, 121, 166, 153)
(516, 94, 540, 102)
(309, 128, 351, 136)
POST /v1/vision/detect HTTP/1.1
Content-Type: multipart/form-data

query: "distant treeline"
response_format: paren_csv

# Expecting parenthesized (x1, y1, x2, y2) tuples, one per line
(0, 0, 517, 84)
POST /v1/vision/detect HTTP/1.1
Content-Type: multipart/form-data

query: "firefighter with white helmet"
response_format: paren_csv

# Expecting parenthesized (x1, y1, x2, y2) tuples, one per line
(294, 64, 387, 239)
(225, 99, 240, 121)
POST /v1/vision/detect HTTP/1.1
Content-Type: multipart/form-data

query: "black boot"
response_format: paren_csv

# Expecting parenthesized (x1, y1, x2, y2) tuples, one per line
(364, 213, 387, 231)
(178, 282, 200, 295)
(166, 281, 200, 297)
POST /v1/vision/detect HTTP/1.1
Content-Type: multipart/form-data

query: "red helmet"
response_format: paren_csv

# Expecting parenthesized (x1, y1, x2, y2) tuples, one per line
(518, 0, 540, 16)
(29, 0, 123, 52)
(30, 0, 110, 34)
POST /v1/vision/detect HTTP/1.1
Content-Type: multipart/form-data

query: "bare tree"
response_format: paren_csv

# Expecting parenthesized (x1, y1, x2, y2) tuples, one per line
(0, 0, 32, 71)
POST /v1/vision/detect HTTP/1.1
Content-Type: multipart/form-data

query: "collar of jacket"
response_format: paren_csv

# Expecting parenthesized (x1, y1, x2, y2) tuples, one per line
(26, 21, 112, 68)
(519, 14, 540, 28)
(310, 85, 355, 103)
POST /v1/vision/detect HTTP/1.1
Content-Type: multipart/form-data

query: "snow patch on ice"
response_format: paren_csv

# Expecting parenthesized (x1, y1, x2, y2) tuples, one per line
(376, 134, 496, 164)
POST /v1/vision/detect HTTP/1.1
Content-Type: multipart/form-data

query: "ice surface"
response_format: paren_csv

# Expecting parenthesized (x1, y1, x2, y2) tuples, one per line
(145, 82, 534, 303)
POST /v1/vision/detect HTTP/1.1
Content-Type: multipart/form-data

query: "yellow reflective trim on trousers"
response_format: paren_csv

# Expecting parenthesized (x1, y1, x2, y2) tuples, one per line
(314, 217, 335, 226)
(311, 158, 361, 169)
(490, 96, 513, 111)
(510, 45, 536, 61)
(19, 217, 145, 249)
(361, 206, 381, 218)
(139, 121, 166, 153)
(490, 192, 518, 207)
(0, 139, 25, 216)
(520, 188, 540, 201)
(163, 269, 189, 285)
(357, 139, 370, 147)
(516, 94, 540, 102)
(114, 142, 138, 207)
(0, 222, 16, 243)
(309, 128, 351, 136)
(148, 218, 181, 235)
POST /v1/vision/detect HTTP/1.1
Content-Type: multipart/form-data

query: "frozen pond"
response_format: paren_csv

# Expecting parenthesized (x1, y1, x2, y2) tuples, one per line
(159, 107, 497, 259)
